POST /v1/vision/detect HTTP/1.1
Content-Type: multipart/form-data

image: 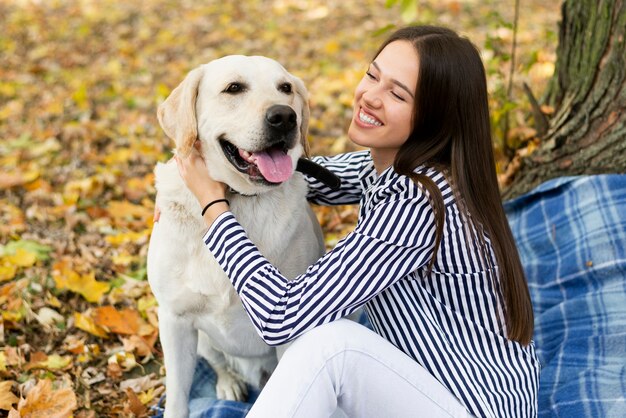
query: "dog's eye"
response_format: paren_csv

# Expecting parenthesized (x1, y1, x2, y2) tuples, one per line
(224, 83, 245, 94)
(278, 83, 292, 94)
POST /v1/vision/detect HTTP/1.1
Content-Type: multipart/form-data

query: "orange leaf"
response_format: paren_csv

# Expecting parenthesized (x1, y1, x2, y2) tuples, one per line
(73, 312, 109, 338)
(92, 306, 140, 335)
(16, 379, 77, 418)
(124, 388, 148, 417)
(0, 381, 19, 411)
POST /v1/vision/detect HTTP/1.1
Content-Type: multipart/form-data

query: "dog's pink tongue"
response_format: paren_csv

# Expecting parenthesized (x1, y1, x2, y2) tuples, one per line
(252, 148, 293, 183)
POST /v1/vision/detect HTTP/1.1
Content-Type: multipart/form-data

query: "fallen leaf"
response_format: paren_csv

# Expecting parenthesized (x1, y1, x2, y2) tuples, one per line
(108, 351, 137, 372)
(119, 374, 161, 393)
(0, 381, 19, 411)
(124, 388, 148, 417)
(7, 248, 37, 268)
(25, 353, 72, 371)
(53, 262, 110, 303)
(73, 312, 109, 338)
(16, 379, 77, 417)
(0, 263, 17, 282)
(92, 306, 140, 335)
(35, 307, 64, 327)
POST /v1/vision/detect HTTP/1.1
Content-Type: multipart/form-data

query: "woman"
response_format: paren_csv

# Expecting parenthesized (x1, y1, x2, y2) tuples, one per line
(175, 25, 540, 418)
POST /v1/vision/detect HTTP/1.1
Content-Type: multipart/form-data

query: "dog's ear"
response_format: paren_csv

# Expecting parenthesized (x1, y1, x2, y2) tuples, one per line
(157, 67, 204, 157)
(292, 76, 311, 158)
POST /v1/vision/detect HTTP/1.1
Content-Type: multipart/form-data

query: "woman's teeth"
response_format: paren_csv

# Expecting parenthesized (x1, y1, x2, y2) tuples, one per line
(359, 110, 382, 126)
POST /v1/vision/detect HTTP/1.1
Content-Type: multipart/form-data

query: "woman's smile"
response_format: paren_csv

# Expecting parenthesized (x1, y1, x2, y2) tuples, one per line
(356, 108, 383, 127)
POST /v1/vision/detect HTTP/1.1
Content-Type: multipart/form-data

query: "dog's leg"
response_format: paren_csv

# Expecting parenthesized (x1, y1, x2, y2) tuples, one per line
(159, 310, 198, 418)
(197, 331, 248, 401)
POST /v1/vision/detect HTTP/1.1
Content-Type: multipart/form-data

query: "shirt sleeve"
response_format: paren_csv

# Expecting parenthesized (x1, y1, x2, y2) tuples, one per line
(304, 151, 374, 205)
(202, 189, 437, 346)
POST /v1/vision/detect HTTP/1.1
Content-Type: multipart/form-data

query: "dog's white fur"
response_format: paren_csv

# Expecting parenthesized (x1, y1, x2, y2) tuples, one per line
(147, 56, 324, 418)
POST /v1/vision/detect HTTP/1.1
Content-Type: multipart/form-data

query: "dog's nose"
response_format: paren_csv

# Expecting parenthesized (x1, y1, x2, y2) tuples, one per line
(265, 105, 297, 132)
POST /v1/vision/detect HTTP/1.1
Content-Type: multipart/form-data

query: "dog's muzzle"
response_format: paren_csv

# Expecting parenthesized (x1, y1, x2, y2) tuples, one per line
(219, 105, 300, 185)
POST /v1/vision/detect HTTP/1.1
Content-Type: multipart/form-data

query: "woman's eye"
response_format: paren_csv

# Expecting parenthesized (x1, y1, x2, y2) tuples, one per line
(278, 83, 292, 94)
(365, 71, 376, 80)
(391, 91, 406, 101)
(224, 83, 244, 94)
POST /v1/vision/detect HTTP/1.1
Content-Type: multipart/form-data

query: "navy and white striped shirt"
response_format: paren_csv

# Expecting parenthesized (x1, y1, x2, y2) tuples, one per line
(203, 151, 540, 418)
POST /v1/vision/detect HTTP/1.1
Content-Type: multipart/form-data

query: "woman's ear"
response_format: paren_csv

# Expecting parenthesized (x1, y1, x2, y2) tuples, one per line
(292, 75, 311, 158)
(157, 67, 204, 157)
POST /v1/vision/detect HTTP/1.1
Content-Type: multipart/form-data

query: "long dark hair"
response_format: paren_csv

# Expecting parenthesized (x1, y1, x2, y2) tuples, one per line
(376, 26, 533, 345)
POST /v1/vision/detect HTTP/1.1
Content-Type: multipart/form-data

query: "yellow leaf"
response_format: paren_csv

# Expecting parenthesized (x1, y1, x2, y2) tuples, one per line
(16, 379, 77, 418)
(324, 40, 340, 54)
(105, 229, 150, 246)
(108, 200, 152, 222)
(63, 176, 104, 204)
(2, 309, 23, 322)
(0, 263, 17, 282)
(73, 312, 109, 338)
(111, 252, 135, 266)
(53, 266, 110, 303)
(137, 295, 158, 316)
(103, 148, 133, 165)
(138, 387, 157, 404)
(46, 294, 62, 308)
(0, 380, 19, 411)
(0, 352, 6, 372)
(26, 354, 72, 371)
(72, 84, 89, 110)
(7, 248, 37, 267)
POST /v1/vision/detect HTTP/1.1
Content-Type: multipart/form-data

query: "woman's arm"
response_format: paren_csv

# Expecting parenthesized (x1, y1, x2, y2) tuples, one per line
(304, 150, 376, 205)
(203, 190, 436, 345)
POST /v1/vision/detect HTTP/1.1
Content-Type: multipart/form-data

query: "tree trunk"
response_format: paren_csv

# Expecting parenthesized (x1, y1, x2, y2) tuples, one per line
(502, 0, 626, 200)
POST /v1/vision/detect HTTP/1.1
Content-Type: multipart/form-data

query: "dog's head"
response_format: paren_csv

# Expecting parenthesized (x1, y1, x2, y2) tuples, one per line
(157, 55, 310, 195)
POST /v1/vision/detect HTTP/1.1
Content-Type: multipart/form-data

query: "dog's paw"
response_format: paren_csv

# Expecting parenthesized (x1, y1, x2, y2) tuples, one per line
(215, 369, 248, 401)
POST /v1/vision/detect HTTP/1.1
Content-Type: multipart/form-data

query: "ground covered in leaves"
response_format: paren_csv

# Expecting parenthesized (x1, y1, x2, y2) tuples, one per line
(1, 0, 559, 415)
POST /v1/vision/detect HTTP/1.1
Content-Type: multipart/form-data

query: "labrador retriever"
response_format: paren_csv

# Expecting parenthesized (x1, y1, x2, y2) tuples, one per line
(147, 55, 325, 418)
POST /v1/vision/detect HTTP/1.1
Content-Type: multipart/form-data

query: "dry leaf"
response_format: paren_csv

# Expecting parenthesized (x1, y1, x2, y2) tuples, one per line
(16, 379, 77, 418)
(124, 388, 148, 417)
(0, 381, 19, 411)
(119, 374, 161, 393)
(53, 261, 110, 303)
(25, 353, 72, 371)
(108, 351, 138, 372)
(73, 312, 109, 338)
(92, 306, 140, 335)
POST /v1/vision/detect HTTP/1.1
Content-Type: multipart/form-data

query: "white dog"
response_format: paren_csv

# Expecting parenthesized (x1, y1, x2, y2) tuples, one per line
(147, 56, 326, 418)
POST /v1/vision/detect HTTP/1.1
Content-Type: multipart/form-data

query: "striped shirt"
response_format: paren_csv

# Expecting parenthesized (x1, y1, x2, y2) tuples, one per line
(203, 151, 540, 418)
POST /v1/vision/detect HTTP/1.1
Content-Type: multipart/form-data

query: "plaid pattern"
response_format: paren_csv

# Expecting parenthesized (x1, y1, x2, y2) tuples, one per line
(504, 174, 626, 418)
(153, 174, 626, 417)
(151, 358, 257, 418)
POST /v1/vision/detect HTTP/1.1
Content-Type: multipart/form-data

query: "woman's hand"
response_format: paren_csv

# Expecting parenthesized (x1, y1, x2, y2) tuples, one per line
(175, 141, 229, 226)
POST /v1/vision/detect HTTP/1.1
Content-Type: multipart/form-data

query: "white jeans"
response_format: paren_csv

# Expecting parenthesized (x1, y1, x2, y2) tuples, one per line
(247, 319, 470, 418)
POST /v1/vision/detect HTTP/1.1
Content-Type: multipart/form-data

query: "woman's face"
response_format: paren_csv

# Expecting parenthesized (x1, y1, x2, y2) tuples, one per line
(348, 40, 418, 169)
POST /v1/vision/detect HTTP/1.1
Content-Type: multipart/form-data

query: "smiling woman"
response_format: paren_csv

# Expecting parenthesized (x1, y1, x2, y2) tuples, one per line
(348, 40, 418, 170)
(174, 25, 539, 418)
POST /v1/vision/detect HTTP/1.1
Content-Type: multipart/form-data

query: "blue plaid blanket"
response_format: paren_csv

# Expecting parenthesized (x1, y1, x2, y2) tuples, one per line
(505, 174, 626, 417)
(152, 174, 626, 417)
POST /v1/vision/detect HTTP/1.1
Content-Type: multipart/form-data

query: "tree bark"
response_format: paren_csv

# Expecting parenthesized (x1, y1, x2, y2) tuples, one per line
(502, 0, 626, 200)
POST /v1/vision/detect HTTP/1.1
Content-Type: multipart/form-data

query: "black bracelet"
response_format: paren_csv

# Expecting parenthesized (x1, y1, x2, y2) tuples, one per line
(201, 199, 229, 216)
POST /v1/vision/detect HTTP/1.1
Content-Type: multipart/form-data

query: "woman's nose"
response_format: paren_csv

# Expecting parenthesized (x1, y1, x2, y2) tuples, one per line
(362, 87, 382, 108)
